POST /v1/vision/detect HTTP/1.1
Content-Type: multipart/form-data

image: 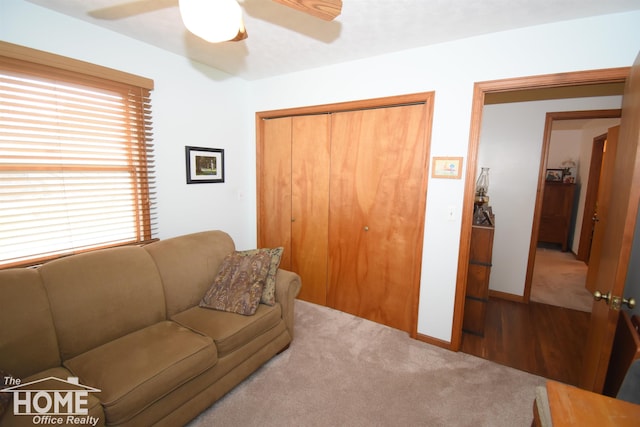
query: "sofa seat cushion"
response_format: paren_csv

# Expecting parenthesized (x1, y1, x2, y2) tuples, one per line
(172, 303, 282, 358)
(64, 321, 216, 425)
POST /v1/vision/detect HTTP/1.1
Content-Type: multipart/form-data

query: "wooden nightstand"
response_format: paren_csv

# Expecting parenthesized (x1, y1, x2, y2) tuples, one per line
(533, 380, 640, 427)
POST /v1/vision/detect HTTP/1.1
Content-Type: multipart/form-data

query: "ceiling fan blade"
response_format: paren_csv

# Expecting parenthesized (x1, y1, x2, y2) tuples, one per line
(230, 22, 248, 41)
(272, 0, 342, 21)
(89, 0, 177, 20)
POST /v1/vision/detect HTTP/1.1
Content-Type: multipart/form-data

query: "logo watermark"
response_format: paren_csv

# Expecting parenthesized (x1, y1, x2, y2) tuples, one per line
(1, 375, 101, 426)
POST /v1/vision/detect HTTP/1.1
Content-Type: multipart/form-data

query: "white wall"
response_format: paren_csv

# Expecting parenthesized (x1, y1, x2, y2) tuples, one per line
(548, 130, 582, 171)
(0, 0, 256, 250)
(479, 100, 621, 297)
(3, 0, 640, 343)
(247, 13, 640, 341)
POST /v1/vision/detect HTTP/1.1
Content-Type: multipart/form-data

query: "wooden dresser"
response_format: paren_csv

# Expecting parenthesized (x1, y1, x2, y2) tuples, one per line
(463, 224, 495, 336)
(538, 182, 576, 251)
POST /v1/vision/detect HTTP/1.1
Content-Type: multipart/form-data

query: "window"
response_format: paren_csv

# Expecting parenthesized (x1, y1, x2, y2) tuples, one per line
(0, 42, 156, 268)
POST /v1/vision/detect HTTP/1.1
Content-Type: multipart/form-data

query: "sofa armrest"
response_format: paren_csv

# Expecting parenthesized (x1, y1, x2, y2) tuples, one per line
(274, 269, 301, 338)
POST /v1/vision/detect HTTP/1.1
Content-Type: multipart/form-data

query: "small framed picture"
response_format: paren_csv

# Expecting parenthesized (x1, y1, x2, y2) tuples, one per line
(185, 146, 225, 184)
(562, 167, 577, 183)
(545, 169, 563, 182)
(431, 157, 463, 179)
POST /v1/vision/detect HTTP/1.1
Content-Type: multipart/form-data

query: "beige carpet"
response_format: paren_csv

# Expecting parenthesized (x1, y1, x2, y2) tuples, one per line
(189, 300, 546, 427)
(530, 246, 593, 312)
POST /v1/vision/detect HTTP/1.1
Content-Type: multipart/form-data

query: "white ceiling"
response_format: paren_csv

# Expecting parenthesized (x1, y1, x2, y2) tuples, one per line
(22, 0, 640, 81)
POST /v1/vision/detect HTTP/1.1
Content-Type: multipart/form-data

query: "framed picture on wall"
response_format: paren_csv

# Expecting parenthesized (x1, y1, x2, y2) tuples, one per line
(185, 146, 225, 184)
(545, 168, 563, 182)
(431, 156, 463, 179)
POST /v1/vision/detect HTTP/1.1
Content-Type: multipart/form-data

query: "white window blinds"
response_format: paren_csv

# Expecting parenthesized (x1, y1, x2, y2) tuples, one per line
(0, 45, 156, 268)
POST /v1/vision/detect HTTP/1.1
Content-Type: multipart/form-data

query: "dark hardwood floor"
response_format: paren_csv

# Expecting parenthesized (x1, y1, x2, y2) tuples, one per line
(461, 297, 591, 386)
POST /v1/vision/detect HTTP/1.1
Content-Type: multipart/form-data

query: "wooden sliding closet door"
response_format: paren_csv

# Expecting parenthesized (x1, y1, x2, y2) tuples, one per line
(258, 117, 293, 268)
(327, 103, 428, 333)
(291, 115, 331, 304)
(257, 114, 330, 304)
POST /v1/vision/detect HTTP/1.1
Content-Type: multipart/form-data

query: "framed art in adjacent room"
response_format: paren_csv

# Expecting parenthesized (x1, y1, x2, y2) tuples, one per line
(185, 146, 225, 184)
(545, 168, 563, 182)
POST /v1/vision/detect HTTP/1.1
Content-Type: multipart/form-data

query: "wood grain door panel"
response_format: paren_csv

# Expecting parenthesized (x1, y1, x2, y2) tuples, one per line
(291, 114, 331, 304)
(327, 103, 428, 332)
(577, 134, 606, 262)
(258, 117, 293, 269)
(580, 51, 640, 391)
(584, 126, 619, 295)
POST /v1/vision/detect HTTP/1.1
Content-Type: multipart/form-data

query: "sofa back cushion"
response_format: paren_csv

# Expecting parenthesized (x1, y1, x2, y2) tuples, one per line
(0, 268, 61, 378)
(144, 230, 235, 317)
(38, 246, 166, 360)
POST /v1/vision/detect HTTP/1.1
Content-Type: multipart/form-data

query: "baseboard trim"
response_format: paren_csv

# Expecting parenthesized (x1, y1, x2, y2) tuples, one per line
(489, 289, 526, 303)
(415, 332, 454, 350)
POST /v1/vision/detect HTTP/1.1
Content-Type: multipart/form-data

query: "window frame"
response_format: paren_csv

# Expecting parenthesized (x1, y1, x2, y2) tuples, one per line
(0, 41, 156, 269)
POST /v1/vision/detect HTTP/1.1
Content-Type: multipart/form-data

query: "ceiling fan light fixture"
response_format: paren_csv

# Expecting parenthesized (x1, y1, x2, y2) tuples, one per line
(179, 0, 243, 43)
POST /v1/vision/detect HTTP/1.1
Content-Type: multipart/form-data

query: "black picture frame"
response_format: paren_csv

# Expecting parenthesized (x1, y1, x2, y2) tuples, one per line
(185, 146, 225, 184)
(545, 168, 563, 182)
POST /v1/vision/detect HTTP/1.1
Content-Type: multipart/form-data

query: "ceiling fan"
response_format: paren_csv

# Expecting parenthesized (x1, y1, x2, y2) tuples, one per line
(91, 0, 342, 43)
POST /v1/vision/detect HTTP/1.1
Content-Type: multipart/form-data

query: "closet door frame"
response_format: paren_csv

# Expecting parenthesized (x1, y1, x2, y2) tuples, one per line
(256, 92, 435, 338)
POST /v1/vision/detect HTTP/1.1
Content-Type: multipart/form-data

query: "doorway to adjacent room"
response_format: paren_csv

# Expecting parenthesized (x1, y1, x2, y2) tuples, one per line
(455, 67, 634, 391)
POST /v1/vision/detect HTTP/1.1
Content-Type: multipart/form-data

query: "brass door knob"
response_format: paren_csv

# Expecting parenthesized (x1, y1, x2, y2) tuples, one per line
(593, 290, 611, 304)
(363, 226, 369, 231)
(594, 291, 636, 309)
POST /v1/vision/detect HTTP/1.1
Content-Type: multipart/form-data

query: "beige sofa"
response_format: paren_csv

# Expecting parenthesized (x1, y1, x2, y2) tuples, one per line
(0, 231, 301, 426)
